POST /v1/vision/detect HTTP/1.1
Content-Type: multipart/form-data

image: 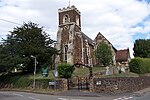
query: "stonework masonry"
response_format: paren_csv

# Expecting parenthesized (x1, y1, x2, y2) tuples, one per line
(55, 5, 130, 68)
(91, 76, 150, 93)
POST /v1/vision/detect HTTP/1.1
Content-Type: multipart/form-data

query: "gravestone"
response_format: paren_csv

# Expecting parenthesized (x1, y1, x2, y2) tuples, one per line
(106, 66, 110, 75)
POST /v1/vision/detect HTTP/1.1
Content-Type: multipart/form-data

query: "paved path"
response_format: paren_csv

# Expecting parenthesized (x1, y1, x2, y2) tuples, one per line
(58, 87, 150, 97)
(0, 90, 150, 100)
(58, 89, 136, 97)
(0, 87, 150, 100)
(58, 90, 100, 97)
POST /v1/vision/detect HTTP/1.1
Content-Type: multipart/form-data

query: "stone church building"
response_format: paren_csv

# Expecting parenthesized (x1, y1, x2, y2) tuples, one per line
(55, 5, 130, 68)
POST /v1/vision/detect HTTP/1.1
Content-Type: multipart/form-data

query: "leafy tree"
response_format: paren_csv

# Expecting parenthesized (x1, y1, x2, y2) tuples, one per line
(0, 45, 7, 72)
(129, 57, 150, 74)
(133, 39, 150, 58)
(0, 22, 58, 72)
(95, 42, 112, 67)
(57, 63, 74, 78)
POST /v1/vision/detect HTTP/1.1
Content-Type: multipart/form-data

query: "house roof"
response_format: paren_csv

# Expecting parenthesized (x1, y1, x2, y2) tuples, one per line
(116, 48, 130, 62)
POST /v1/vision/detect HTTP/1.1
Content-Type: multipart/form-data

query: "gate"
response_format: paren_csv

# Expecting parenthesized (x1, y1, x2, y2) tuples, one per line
(67, 77, 90, 91)
(67, 63, 92, 91)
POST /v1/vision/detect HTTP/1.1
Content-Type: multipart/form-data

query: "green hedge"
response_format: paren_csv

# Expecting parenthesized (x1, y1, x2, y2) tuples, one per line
(129, 57, 150, 74)
(57, 63, 74, 78)
(0, 73, 54, 89)
(0, 74, 32, 88)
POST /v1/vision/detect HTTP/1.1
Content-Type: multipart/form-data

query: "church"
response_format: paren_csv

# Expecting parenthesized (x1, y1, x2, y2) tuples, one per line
(55, 5, 130, 69)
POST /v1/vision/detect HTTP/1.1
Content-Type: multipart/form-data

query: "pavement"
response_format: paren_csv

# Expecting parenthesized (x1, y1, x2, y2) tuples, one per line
(57, 87, 150, 97)
(133, 87, 150, 96)
(1, 87, 150, 97)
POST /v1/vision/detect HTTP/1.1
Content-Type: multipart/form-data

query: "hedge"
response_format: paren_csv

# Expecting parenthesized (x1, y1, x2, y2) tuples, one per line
(129, 57, 150, 74)
(0, 74, 32, 88)
(0, 73, 54, 89)
(57, 63, 74, 78)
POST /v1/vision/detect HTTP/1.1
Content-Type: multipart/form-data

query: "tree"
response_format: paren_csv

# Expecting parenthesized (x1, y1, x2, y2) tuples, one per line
(133, 39, 150, 58)
(0, 22, 58, 72)
(0, 45, 7, 72)
(57, 63, 74, 78)
(95, 42, 112, 67)
(129, 57, 150, 74)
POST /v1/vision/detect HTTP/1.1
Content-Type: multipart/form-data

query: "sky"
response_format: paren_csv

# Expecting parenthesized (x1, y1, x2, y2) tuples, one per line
(0, 0, 150, 58)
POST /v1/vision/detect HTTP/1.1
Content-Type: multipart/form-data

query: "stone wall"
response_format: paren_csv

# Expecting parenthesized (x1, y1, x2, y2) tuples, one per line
(0, 79, 68, 92)
(1, 76, 150, 93)
(91, 76, 150, 93)
(56, 79, 68, 91)
(36, 79, 68, 91)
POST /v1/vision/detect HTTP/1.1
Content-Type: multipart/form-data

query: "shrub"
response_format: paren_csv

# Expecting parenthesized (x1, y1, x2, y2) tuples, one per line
(144, 58, 150, 73)
(129, 57, 150, 74)
(129, 58, 141, 74)
(0, 73, 53, 89)
(57, 63, 74, 78)
(0, 74, 32, 88)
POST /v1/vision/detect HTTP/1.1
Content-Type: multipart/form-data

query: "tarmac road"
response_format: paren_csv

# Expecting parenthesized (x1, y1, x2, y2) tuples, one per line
(0, 90, 150, 100)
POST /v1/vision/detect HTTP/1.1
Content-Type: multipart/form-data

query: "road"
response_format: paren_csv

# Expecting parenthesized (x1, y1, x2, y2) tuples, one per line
(0, 91, 150, 100)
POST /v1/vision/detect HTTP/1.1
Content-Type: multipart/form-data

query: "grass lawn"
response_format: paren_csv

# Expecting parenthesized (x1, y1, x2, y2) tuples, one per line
(28, 70, 55, 80)
(25, 66, 106, 79)
(0, 66, 139, 80)
(71, 66, 139, 78)
(100, 72, 139, 78)
(30, 66, 106, 79)
(72, 66, 105, 77)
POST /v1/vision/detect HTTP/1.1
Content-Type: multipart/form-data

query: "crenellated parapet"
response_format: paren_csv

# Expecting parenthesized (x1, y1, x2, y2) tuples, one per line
(58, 5, 81, 15)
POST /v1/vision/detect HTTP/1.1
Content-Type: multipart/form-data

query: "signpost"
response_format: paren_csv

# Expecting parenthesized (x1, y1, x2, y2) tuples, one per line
(31, 55, 37, 89)
(49, 70, 58, 90)
(41, 67, 49, 77)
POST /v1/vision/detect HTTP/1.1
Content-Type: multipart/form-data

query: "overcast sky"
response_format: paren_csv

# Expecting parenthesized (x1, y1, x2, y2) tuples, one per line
(0, 0, 150, 57)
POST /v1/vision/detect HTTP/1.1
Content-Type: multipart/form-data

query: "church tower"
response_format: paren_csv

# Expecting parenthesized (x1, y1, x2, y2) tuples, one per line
(54, 5, 120, 69)
(55, 5, 82, 65)
(58, 5, 81, 32)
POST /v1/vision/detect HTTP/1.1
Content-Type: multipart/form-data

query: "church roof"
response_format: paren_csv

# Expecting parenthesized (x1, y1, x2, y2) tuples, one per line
(94, 32, 117, 51)
(116, 48, 130, 62)
(81, 32, 94, 46)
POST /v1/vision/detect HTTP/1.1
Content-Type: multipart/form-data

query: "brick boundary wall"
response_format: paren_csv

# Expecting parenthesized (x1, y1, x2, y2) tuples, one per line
(90, 76, 150, 93)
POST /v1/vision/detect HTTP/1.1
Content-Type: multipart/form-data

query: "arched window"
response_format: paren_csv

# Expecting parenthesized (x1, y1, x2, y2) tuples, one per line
(64, 45, 68, 62)
(63, 14, 70, 23)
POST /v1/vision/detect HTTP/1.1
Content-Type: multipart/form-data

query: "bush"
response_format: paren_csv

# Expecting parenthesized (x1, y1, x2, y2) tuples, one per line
(0, 73, 32, 88)
(0, 73, 53, 89)
(129, 57, 150, 74)
(57, 63, 74, 78)
(144, 58, 150, 73)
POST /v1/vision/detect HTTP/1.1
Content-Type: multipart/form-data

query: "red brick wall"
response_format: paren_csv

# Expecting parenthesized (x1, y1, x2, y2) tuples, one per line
(59, 10, 81, 27)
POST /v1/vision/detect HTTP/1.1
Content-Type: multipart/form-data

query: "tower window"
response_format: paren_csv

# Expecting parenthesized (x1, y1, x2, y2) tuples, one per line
(63, 14, 70, 23)
(64, 45, 68, 62)
(76, 15, 79, 26)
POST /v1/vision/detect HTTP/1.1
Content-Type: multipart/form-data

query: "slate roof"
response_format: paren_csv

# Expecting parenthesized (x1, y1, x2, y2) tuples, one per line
(116, 48, 130, 62)
(81, 32, 94, 45)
